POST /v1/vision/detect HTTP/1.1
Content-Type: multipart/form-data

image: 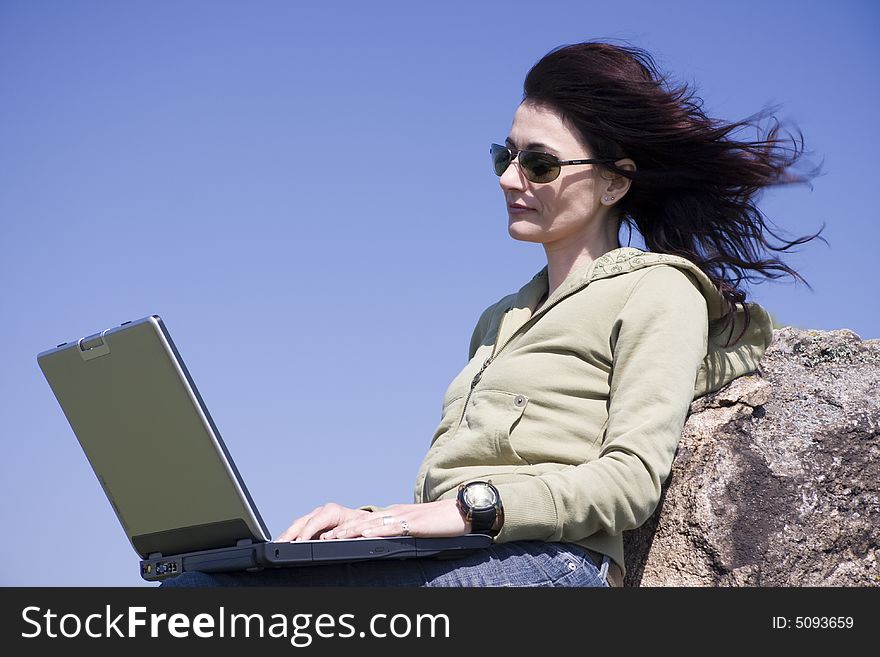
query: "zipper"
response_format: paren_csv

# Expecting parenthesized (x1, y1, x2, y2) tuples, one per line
(451, 305, 512, 433)
(455, 355, 493, 432)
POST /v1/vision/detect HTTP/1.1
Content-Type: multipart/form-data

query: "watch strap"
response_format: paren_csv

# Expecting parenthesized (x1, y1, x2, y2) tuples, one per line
(469, 505, 497, 534)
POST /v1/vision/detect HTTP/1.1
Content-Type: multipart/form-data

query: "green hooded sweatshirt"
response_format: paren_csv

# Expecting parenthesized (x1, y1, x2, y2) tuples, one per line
(410, 247, 773, 579)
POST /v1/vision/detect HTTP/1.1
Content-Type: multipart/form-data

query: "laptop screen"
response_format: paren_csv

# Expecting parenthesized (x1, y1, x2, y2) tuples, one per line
(38, 316, 270, 558)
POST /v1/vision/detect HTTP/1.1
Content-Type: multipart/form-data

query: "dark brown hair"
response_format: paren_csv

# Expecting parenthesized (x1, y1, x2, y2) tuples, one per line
(523, 40, 826, 340)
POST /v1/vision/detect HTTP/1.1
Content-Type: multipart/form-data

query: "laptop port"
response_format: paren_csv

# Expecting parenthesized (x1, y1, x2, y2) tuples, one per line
(141, 557, 182, 579)
(153, 561, 179, 577)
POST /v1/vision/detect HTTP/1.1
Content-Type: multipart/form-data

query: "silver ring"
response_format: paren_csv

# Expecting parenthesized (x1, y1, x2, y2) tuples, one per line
(400, 520, 410, 536)
(382, 515, 394, 526)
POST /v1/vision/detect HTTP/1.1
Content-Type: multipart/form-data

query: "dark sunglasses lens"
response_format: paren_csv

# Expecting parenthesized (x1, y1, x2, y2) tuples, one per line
(490, 144, 512, 176)
(520, 151, 560, 183)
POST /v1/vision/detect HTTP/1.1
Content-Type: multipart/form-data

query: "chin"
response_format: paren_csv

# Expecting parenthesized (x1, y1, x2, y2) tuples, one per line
(508, 223, 545, 243)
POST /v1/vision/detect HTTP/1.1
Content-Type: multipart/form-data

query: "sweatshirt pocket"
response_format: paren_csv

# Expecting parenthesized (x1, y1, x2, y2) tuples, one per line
(465, 389, 531, 465)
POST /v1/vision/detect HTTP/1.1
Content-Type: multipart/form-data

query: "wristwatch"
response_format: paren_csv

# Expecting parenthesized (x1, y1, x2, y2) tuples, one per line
(457, 481, 504, 536)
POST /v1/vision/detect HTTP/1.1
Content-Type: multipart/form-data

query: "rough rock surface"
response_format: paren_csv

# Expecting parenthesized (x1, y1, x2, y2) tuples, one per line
(623, 327, 880, 586)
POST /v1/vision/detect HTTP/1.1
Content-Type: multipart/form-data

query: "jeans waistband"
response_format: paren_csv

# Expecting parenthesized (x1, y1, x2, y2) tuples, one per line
(581, 547, 623, 587)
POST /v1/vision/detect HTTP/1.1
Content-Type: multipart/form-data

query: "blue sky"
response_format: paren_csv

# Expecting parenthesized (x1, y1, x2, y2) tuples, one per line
(1, 0, 877, 586)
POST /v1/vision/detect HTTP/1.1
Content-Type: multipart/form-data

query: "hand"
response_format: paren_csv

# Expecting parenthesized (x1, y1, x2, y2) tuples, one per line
(276, 503, 373, 542)
(322, 499, 468, 540)
(276, 500, 469, 542)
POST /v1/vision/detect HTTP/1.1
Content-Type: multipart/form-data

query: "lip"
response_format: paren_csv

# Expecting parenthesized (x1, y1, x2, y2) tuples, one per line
(507, 204, 536, 213)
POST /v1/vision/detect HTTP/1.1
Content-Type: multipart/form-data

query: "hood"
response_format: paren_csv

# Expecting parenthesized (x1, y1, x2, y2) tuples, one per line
(529, 247, 773, 398)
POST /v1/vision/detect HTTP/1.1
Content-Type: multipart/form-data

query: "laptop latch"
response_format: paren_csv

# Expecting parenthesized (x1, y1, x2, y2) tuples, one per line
(78, 330, 111, 361)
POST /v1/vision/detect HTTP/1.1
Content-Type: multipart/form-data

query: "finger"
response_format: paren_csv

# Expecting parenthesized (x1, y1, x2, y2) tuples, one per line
(321, 509, 382, 539)
(321, 518, 367, 539)
(294, 504, 349, 541)
(276, 511, 316, 542)
(296, 516, 338, 541)
(277, 504, 339, 542)
(361, 515, 413, 538)
(321, 513, 378, 540)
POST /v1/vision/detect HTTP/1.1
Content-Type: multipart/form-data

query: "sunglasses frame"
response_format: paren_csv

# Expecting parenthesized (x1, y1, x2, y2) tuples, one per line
(491, 143, 618, 183)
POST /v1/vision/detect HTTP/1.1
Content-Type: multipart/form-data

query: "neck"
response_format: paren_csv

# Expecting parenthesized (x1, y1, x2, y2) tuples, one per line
(542, 233, 620, 297)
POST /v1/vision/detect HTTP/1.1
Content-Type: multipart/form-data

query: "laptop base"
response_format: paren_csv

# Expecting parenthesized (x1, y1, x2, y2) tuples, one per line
(140, 534, 493, 582)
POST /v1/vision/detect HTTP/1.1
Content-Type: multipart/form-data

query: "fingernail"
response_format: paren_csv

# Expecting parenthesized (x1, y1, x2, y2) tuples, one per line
(362, 529, 372, 536)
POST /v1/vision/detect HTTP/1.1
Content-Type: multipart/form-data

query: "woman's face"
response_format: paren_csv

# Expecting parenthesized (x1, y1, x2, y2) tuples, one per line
(499, 100, 620, 251)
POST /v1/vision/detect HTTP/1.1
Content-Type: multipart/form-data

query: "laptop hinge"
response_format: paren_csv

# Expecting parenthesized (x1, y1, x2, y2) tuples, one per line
(148, 552, 163, 559)
(236, 539, 254, 547)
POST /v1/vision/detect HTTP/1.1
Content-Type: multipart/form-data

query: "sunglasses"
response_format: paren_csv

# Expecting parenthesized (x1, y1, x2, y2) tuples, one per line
(490, 143, 617, 184)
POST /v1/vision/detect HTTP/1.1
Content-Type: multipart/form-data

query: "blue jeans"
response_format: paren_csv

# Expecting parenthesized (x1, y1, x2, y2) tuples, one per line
(159, 541, 611, 587)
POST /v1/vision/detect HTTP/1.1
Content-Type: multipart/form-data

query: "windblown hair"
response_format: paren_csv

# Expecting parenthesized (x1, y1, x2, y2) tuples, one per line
(523, 40, 826, 341)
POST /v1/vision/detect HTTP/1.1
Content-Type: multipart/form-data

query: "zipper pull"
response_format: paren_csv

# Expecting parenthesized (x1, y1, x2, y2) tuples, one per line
(471, 357, 492, 389)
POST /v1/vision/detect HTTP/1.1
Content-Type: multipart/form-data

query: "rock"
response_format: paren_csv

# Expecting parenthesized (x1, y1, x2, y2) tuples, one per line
(623, 327, 880, 586)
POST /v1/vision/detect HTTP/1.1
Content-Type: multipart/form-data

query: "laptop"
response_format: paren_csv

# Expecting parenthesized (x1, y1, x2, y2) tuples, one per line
(37, 315, 492, 582)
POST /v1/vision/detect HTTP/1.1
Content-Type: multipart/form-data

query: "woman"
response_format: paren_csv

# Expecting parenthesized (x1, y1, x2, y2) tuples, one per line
(163, 40, 822, 587)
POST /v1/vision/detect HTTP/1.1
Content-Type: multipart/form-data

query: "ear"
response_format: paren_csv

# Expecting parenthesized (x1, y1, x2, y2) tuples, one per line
(602, 158, 636, 204)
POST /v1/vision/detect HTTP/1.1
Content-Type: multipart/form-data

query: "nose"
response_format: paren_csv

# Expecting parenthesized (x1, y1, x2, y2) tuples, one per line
(498, 157, 527, 192)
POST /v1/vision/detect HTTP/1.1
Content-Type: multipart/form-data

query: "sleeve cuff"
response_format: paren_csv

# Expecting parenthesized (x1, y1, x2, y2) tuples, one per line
(493, 479, 559, 542)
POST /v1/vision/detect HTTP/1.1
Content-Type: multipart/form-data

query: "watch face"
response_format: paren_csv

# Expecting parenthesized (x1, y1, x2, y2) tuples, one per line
(464, 484, 497, 510)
